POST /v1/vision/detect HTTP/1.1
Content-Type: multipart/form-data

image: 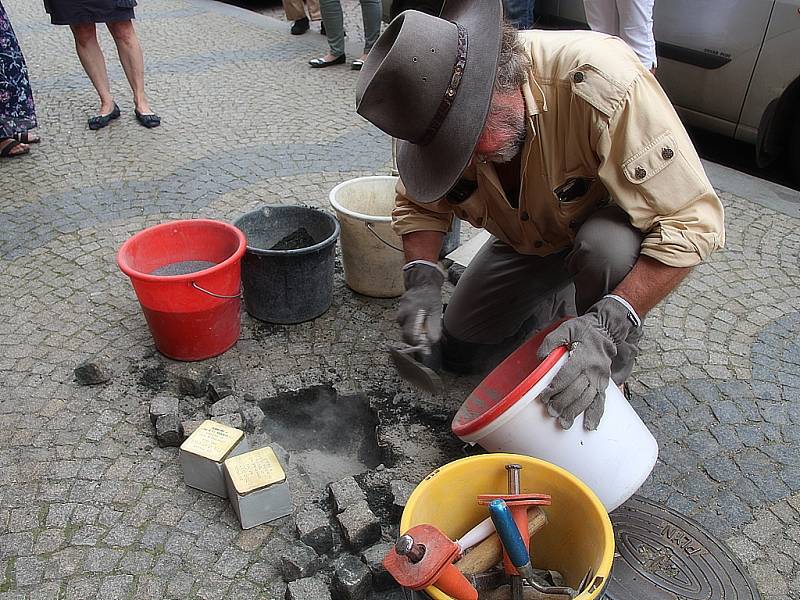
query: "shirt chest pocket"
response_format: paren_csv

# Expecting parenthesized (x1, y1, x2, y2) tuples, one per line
(449, 189, 489, 229)
(551, 176, 602, 224)
(554, 177, 594, 205)
(621, 130, 709, 214)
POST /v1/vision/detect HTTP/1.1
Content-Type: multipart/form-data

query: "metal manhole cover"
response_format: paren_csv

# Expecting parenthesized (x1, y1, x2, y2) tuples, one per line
(607, 495, 760, 600)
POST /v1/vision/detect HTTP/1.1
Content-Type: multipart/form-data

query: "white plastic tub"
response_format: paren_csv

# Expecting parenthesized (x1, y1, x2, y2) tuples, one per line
(329, 176, 405, 298)
(452, 321, 658, 512)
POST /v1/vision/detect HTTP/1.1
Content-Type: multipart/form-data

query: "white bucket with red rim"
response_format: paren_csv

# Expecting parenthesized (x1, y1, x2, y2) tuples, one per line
(451, 321, 658, 512)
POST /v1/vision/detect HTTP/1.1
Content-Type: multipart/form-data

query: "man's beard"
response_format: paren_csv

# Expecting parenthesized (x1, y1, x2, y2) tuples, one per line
(475, 111, 527, 164)
(488, 125, 526, 163)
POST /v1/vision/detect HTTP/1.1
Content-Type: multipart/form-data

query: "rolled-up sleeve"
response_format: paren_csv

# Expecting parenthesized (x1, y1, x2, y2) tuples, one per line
(391, 178, 454, 237)
(595, 75, 725, 268)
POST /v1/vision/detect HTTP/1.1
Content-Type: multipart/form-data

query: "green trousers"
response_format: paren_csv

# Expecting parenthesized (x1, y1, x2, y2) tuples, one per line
(318, 0, 381, 57)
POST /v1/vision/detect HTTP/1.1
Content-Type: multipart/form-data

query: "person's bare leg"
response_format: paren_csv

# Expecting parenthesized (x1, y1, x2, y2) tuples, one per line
(70, 23, 115, 114)
(106, 20, 153, 114)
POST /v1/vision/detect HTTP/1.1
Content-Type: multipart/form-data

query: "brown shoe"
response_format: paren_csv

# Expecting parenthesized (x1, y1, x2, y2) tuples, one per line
(0, 138, 30, 158)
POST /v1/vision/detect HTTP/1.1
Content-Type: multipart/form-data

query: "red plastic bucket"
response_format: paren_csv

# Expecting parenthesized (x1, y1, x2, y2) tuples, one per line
(117, 219, 247, 361)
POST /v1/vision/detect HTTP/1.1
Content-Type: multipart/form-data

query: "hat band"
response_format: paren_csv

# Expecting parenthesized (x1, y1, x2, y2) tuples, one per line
(412, 23, 468, 146)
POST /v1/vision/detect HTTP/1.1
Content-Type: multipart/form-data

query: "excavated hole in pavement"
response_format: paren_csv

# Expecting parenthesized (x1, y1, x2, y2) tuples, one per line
(256, 384, 470, 522)
(258, 385, 382, 489)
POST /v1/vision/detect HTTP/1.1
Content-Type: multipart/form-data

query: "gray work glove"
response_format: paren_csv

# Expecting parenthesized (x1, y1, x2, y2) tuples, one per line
(397, 261, 445, 347)
(536, 296, 640, 431)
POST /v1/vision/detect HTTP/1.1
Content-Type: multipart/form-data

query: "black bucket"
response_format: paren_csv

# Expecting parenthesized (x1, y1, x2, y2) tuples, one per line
(233, 206, 340, 324)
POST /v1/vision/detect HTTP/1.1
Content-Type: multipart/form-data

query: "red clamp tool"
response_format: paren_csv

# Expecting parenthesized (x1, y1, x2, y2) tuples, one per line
(384, 524, 478, 600)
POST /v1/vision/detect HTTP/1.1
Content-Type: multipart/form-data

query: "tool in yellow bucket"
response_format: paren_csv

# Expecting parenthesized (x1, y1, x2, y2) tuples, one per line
(488, 499, 580, 598)
(384, 524, 478, 600)
(476, 464, 552, 599)
(400, 454, 614, 600)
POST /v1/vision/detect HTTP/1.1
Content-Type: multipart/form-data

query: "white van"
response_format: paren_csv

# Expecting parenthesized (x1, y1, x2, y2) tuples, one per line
(536, 0, 800, 182)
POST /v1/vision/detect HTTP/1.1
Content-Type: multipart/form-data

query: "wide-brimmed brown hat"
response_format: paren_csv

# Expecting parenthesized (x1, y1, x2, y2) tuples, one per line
(355, 0, 503, 203)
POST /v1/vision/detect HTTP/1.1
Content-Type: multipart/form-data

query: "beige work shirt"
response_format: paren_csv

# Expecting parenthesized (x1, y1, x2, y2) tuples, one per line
(392, 30, 725, 268)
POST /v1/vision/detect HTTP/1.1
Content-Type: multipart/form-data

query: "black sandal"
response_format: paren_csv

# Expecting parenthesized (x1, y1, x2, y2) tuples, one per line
(13, 131, 41, 144)
(0, 139, 30, 158)
(309, 54, 346, 68)
(88, 103, 121, 130)
(135, 110, 161, 129)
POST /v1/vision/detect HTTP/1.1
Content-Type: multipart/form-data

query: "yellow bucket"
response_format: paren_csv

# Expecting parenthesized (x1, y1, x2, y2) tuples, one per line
(400, 454, 614, 599)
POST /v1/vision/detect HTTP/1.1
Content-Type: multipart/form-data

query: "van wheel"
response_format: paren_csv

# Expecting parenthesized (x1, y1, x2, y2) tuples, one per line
(791, 115, 800, 186)
(390, 0, 445, 20)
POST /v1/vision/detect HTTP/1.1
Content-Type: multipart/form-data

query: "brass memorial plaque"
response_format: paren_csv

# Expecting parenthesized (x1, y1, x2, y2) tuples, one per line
(180, 420, 244, 462)
(225, 446, 286, 495)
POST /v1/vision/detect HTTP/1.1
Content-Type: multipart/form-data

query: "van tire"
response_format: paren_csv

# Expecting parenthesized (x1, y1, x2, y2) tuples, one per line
(791, 114, 800, 186)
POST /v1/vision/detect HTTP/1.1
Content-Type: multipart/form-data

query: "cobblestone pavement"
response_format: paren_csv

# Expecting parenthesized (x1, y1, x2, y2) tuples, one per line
(1, 0, 799, 598)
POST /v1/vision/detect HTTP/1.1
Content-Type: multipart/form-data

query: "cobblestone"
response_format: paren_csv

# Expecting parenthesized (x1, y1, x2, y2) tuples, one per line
(212, 413, 243, 430)
(329, 477, 366, 514)
(155, 414, 183, 447)
(279, 540, 320, 582)
(337, 501, 381, 552)
(361, 541, 394, 591)
(209, 396, 240, 417)
(295, 508, 334, 555)
(73, 358, 113, 386)
(333, 554, 371, 600)
(286, 576, 331, 600)
(149, 396, 179, 425)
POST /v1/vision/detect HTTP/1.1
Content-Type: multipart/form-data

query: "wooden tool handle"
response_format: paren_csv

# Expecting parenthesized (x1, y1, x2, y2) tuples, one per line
(455, 507, 547, 575)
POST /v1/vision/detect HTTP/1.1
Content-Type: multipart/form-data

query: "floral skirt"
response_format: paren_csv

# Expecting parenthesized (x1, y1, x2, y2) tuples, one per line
(0, 1, 37, 138)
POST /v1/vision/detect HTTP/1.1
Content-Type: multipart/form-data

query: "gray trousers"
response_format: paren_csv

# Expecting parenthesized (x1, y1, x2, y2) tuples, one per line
(442, 207, 643, 382)
(319, 0, 382, 57)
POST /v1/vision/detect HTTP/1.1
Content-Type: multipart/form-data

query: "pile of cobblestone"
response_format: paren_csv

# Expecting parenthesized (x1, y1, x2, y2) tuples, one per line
(76, 357, 268, 447)
(279, 476, 397, 599)
(147, 368, 265, 447)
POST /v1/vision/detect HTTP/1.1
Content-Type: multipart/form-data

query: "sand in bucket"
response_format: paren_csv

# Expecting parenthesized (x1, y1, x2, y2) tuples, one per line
(151, 260, 217, 276)
(268, 228, 316, 251)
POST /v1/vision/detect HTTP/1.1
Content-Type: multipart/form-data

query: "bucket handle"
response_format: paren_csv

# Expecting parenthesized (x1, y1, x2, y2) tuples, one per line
(191, 282, 243, 299)
(366, 222, 403, 252)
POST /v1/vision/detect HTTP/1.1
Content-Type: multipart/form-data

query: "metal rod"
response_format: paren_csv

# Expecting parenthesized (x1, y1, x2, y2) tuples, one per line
(396, 535, 426, 564)
(506, 464, 523, 600)
(506, 464, 521, 495)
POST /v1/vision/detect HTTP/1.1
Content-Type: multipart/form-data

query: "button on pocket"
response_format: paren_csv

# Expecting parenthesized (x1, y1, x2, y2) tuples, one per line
(623, 131, 679, 184)
(621, 130, 710, 214)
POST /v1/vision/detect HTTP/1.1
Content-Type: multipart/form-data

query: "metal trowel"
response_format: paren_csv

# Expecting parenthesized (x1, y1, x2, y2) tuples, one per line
(389, 311, 443, 395)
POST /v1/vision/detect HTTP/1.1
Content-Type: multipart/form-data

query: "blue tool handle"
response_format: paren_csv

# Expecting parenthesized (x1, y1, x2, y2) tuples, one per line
(488, 499, 530, 569)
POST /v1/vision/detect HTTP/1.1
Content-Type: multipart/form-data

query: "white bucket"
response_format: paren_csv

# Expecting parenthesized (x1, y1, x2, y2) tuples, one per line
(329, 176, 405, 298)
(452, 321, 658, 512)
